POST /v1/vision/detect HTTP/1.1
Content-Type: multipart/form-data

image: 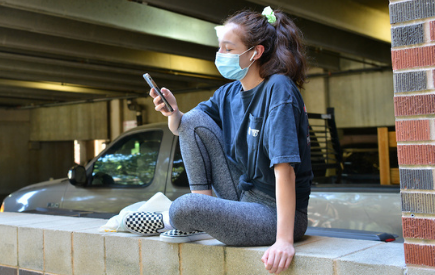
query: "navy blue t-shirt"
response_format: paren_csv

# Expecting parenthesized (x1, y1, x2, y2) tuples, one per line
(195, 74, 312, 209)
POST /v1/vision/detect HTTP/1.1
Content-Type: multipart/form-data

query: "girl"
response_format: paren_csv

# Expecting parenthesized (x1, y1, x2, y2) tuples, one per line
(127, 7, 312, 274)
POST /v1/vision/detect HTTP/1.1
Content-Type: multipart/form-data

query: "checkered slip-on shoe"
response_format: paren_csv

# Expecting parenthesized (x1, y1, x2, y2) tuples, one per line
(124, 212, 165, 235)
(160, 229, 213, 243)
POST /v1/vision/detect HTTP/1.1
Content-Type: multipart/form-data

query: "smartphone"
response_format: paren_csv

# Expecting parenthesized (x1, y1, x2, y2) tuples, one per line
(143, 73, 174, 112)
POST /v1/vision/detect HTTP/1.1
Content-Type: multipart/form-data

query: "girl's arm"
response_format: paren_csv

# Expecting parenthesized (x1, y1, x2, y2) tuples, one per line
(262, 162, 296, 274)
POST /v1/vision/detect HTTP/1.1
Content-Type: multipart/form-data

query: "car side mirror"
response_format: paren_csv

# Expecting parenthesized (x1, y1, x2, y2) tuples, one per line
(68, 165, 87, 186)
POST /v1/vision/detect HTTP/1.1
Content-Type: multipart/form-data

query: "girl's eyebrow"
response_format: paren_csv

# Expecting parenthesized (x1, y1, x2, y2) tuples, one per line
(220, 40, 236, 46)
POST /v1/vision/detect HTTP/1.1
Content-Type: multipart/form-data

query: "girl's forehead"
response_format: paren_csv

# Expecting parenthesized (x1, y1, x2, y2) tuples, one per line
(217, 23, 242, 43)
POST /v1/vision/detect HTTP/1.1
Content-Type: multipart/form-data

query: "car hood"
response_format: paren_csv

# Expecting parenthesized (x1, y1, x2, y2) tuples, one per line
(16, 178, 69, 192)
(3, 178, 69, 212)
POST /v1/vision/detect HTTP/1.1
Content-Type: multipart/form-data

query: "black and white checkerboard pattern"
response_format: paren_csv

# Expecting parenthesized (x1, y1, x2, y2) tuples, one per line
(162, 229, 203, 237)
(124, 212, 164, 234)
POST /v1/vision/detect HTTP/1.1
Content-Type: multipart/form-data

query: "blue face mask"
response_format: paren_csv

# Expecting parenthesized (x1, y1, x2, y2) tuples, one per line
(215, 47, 255, 80)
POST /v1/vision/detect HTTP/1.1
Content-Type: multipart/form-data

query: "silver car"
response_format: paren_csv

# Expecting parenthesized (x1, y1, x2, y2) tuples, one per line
(1, 123, 402, 239)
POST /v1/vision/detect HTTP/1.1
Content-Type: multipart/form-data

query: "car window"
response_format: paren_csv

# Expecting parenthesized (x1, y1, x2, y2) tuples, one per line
(171, 139, 189, 188)
(91, 130, 163, 187)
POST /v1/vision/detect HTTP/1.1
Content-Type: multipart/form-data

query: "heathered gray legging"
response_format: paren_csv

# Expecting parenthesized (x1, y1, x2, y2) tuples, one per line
(169, 109, 307, 246)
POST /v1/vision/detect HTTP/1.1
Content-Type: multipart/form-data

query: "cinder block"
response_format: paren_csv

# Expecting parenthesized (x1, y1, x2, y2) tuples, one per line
(391, 24, 424, 47)
(19, 269, 43, 275)
(400, 169, 434, 190)
(0, 265, 17, 275)
(141, 237, 179, 275)
(405, 243, 435, 267)
(0, 213, 65, 226)
(224, 235, 326, 275)
(44, 216, 106, 273)
(44, 230, 73, 275)
(407, 265, 435, 275)
(225, 246, 270, 275)
(180, 241, 224, 275)
(18, 227, 44, 271)
(285, 237, 379, 275)
(336, 243, 405, 275)
(105, 233, 141, 275)
(72, 229, 106, 275)
(0, 225, 17, 266)
(401, 192, 435, 214)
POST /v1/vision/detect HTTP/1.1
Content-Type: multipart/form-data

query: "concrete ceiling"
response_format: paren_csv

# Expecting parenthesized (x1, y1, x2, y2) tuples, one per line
(0, 0, 392, 109)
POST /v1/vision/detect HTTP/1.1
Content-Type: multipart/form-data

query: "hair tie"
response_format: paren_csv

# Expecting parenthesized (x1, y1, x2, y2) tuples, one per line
(262, 6, 276, 25)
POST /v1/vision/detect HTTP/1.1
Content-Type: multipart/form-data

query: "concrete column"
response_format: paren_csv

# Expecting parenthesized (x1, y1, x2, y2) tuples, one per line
(110, 99, 123, 141)
(390, 0, 435, 269)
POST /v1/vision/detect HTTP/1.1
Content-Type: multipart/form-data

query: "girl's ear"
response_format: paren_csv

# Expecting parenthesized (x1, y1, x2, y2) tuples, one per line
(250, 51, 257, 61)
(252, 45, 265, 61)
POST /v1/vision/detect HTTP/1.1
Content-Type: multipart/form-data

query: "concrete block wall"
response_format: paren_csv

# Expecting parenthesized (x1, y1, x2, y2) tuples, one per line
(0, 212, 414, 275)
(390, 0, 435, 269)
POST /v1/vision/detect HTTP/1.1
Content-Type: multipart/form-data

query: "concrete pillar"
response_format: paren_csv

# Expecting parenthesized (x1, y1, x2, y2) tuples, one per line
(390, 0, 435, 269)
(74, 140, 95, 165)
(110, 99, 123, 141)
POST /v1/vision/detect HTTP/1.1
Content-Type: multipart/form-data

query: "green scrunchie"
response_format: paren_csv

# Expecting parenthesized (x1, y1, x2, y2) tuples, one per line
(262, 6, 276, 25)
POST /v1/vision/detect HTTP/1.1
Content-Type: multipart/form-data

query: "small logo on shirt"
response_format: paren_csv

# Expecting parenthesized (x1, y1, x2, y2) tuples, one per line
(248, 127, 260, 137)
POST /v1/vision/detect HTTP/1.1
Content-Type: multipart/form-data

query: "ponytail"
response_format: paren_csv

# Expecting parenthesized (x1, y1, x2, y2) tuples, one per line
(225, 9, 308, 89)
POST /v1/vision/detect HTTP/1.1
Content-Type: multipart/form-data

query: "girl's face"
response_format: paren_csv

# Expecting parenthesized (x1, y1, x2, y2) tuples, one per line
(217, 23, 254, 69)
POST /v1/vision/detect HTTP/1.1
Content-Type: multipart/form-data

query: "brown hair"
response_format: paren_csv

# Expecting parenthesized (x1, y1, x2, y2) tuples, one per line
(225, 9, 307, 89)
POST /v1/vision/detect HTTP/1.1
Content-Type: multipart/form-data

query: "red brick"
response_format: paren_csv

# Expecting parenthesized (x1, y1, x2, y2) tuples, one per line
(397, 145, 435, 165)
(403, 217, 435, 239)
(404, 243, 435, 267)
(392, 46, 435, 70)
(394, 94, 435, 116)
(396, 120, 431, 141)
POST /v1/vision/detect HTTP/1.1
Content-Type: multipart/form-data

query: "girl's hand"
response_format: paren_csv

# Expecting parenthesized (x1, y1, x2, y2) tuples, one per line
(261, 239, 295, 274)
(150, 87, 178, 117)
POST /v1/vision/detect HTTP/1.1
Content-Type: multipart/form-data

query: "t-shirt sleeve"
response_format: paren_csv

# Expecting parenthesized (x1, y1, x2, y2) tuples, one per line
(265, 103, 301, 167)
(264, 79, 302, 167)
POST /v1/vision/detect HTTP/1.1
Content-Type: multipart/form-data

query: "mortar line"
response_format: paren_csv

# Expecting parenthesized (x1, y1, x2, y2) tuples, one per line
(42, 230, 46, 273)
(71, 232, 74, 275)
(178, 244, 182, 275)
(139, 239, 143, 275)
(103, 236, 107, 274)
(16, 227, 18, 268)
(223, 247, 227, 275)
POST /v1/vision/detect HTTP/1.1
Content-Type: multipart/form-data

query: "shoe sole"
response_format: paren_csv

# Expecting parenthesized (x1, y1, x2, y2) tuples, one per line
(160, 232, 213, 243)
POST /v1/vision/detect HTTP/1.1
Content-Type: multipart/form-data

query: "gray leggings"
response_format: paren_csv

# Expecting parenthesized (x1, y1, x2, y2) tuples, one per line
(169, 109, 307, 246)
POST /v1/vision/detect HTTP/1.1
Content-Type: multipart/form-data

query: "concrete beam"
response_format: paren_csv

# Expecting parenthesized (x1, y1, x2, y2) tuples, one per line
(0, 79, 127, 97)
(0, 6, 216, 61)
(0, 0, 219, 47)
(0, 0, 391, 64)
(0, 27, 221, 78)
(247, 0, 391, 43)
(144, 0, 391, 64)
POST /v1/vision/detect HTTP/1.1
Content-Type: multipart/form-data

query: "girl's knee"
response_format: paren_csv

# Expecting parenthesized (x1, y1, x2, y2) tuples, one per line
(169, 193, 199, 228)
(178, 109, 205, 133)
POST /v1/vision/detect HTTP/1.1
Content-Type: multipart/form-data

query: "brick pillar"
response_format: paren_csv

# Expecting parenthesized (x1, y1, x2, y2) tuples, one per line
(390, 0, 435, 269)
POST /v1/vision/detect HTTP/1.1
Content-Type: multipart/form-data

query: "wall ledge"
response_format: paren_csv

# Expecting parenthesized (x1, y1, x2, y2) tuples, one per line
(0, 212, 429, 274)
